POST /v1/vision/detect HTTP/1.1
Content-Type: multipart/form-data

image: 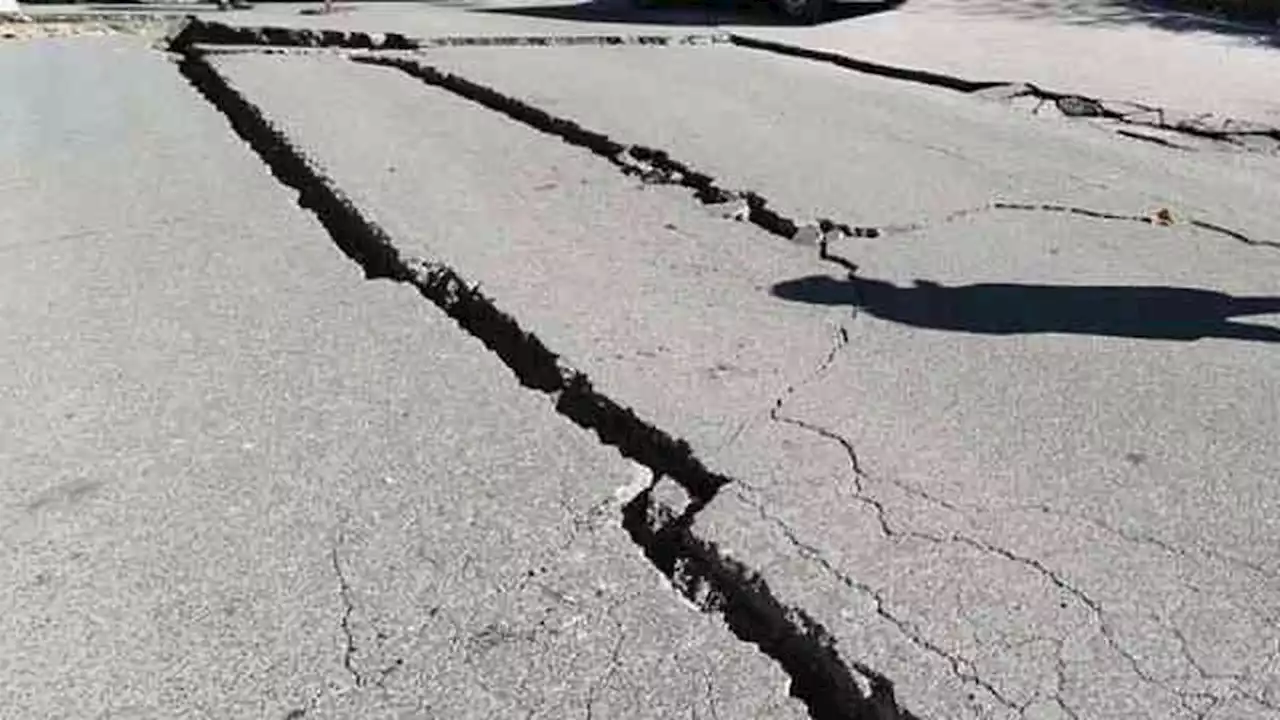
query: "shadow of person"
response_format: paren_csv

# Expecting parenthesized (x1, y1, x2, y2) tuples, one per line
(770, 275, 1280, 342)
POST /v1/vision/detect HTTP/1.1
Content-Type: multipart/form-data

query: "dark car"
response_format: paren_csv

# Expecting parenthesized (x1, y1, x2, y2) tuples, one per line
(773, 0, 827, 23)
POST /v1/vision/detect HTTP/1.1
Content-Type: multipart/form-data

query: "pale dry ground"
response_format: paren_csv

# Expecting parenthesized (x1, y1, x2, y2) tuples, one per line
(737, 0, 1280, 124)
(213, 46, 1280, 719)
(4, 4, 1279, 719)
(1, 36, 805, 720)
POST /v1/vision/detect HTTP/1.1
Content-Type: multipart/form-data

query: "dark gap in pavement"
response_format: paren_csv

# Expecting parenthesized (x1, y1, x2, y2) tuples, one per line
(622, 477, 918, 720)
(167, 17, 1279, 152)
(351, 54, 1273, 259)
(353, 54, 858, 244)
(173, 45, 924, 720)
(168, 16, 417, 50)
(728, 33, 1005, 93)
(173, 48, 727, 502)
(168, 15, 731, 48)
(727, 35, 1280, 151)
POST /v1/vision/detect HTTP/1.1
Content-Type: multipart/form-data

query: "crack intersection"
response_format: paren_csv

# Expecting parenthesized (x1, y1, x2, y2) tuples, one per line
(175, 46, 922, 720)
(173, 36, 1280, 720)
(757, 334, 1273, 717)
(353, 53, 1274, 265)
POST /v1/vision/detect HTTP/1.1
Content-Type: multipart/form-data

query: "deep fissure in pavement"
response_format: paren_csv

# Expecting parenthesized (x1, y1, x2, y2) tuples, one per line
(334, 51, 1280, 711)
(168, 17, 729, 52)
(170, 15, 1280, 153)
(173, 50, 727, 503)
(169, 35, 1277, 717)
(168, 17, 417, 52)
(356, 55, 1273, 257)
(622, 475, 911, 720)
(728, 34, 1280, 152)
(173, 48, 911, 720)
(353, 55, 831, 244)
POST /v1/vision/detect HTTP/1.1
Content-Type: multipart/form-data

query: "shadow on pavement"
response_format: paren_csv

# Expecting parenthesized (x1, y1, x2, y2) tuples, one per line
(922, 0, 1279, 48)
(771, 274, 1280, 342)
(474, 0, 901, 27)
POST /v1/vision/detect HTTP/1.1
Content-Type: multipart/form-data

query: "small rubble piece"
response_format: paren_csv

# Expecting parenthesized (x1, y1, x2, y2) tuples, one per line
(790, 223, 823, 247)
(1152, 207, 1175, 226)
(650, 475, 695, 519)
(1055, 95, 1106, 118)
(616, 150, 672, 185)
(707, 193, 750, 222)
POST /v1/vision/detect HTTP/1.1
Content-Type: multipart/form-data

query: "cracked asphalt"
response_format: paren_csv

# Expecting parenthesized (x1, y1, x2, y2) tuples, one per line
(4, 3, 1280, 719)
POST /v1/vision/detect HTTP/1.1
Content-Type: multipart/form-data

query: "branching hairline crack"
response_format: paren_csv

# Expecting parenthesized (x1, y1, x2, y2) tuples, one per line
(331, 544, 365, 688)
(758, 396, 1251, 712)
(765, 323, 959, 517)
(1027, 503, 1280, 585)
(823, 201, 1278, 251)
(179, 49, 921, 720)
(584, 618, 627, 720)
(181, 45, 1274, 720)
(741, 494, 1018, 712)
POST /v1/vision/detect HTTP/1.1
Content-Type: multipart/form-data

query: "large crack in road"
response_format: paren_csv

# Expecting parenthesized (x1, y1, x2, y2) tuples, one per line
(727, 34, 1280, 154)
(354, 53, 1272, 259)
(167, 16, 729, 52)
(345, 43, 1280, 720)
(167, 25, 1280, 720)
(172, 46, 909, 720)
(170, 17, 1280, 155)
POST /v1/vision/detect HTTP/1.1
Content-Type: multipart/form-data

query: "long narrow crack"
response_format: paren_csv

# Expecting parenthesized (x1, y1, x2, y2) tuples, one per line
(174, 49, 726, 503)
(621, 475, 914, 720)
(728, 34, 1280, 153)
(352, 54, 811, 243)
(168, 17, 727, 52)
(174, 38, 1276, 720)
(757, 339, 1020, 713)
(823, 201, 1280, 250)
(1026, 503, 1280, 585)
(331, 545, 364, 687)
(168, 17, 416, 52)
(583, 619, 627, 720)
(174, 47, 917, 720)
(173, 26, 1274, 252)
(986, 82, 1280, 148)
(359, 48, 1280, 706)
(168, 17, 1280, 154)
(354, 55, 1274, 254)
(728, 34, 1004, 94)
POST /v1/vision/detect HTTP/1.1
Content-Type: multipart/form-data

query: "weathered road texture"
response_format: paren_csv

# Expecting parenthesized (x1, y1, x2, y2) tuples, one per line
(0, 38, 806, 720)
(207, 43, 1280, 720)
(736, 0, 1280, 128)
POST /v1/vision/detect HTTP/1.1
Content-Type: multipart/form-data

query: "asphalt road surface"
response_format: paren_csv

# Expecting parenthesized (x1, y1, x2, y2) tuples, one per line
(4, 5, 1280, 720)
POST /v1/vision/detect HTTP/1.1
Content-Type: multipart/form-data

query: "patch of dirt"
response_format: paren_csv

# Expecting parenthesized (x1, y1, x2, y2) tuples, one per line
(1, 15, 172, 42)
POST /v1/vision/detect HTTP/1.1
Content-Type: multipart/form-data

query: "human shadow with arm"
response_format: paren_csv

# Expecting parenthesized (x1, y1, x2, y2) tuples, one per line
(770, 274, 1280, 343)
